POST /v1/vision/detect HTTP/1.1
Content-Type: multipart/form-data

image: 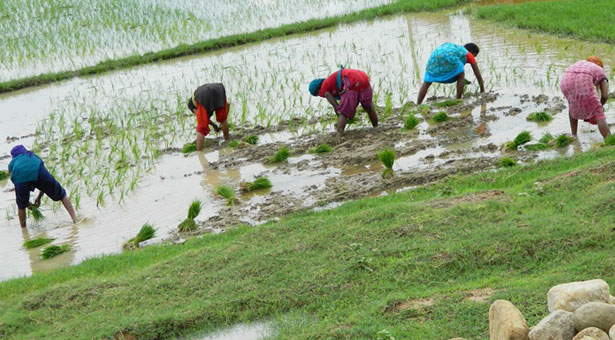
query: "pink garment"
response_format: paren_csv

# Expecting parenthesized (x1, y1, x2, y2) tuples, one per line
(560, 60, 607, 124)
(337, 76, 373, 119)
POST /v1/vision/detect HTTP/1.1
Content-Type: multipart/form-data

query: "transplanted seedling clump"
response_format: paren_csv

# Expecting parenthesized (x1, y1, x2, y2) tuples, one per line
(404, 112, 420, 130)
(178, 200, 202, 232)
(243, 135, 258, 145)
(499, 157, 517, 167)
(269, 146, 290, 163)
(310, 144, 333, 154)
(434, 99, 462, 108)
(123, 223, 156, 250)
(217, 185, 237, 206)
(378, 148, 395, 179)
(23, 237, 54, 249)
(431, 111, 449, 123)
(41, 244, 70, 259)
(555, 134, 574, 147)
(229, 140, 240, 148)
(527, 111, 553, 122)
(240, 177, 272, 192)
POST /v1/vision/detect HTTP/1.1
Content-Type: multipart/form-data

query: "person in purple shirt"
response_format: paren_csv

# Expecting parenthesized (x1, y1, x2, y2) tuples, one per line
(7, 145, 77, 228)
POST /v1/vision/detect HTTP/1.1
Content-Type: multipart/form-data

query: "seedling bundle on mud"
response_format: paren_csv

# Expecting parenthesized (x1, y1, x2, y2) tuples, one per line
(310, 144, 333, 154)
(178, 200, 202, 232)
(403, 112, 420, 130)
(431, 111, 449, 123)
(23, 238, 54, 249)
(123, 224, 156, 249)
(41, 244, 70, 259)
(240, 177, 272, 192)
(269, 146, 290, 163)
(378, 148, 395, 179)
(217, 185, 237, 206)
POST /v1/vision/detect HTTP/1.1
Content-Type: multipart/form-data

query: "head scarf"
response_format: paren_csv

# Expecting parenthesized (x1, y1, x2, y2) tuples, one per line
(187, 94, 197, 112)
(587, 56, 604, 68)
(309, 79, 325, 96)
(10, 145, 31, 158)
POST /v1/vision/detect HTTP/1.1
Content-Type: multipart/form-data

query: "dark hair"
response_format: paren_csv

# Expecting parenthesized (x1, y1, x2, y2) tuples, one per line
(187, 97, 196, 111)
(464, 43, 479, 55)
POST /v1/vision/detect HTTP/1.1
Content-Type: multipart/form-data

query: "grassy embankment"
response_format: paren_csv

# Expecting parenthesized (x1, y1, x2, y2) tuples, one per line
(475, 0, 615, 44)
(2, 147, 615, 339)
(0, 0, 471, 95)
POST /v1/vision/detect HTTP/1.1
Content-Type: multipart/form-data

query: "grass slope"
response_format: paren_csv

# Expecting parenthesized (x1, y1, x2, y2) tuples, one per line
(475, 0, 615, 43)
(0, 0, 471, 94)
(2, 148, 615, 339)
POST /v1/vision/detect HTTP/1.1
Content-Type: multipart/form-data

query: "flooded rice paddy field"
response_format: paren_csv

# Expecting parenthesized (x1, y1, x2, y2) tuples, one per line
(0, 0, 392, 80)
(2, 9, 615, 281)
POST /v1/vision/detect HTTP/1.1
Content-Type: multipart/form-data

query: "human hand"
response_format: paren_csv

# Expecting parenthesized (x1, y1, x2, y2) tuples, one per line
(601, 97, 608, 106)
(33, 197, 41, 207)
(212, 124, 221, 133)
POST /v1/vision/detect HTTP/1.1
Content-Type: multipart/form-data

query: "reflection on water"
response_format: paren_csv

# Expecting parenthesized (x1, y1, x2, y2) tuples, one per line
(187, 321, 272, 340)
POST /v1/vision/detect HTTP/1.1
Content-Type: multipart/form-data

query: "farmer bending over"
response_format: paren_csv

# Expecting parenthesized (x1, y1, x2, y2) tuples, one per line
(417, 42, 485, 105)
(560, 56, 611, 139)
(187, 83, 230, 151)
(309, 67, 378, 136)
(8, 145, 77, 228)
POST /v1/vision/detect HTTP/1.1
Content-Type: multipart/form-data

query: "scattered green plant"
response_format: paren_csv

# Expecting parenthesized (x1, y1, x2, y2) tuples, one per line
(41, 244, 70, 259)
(229, 140, 239, 148)
(188, 200, 202, 220)
(269, 146, 290, 163)
(403, 112, 420, 130)
(527, 111, 553, 122)
(217, 185, 237, 206)
(434, 99, 462, 107)
(240, 177, 273, 192)
(243, 135, 258, 145)
(310, 144, 333, 154)
(525, 143, 548, 151)
(431, 111, 449, 123)
(603, 135, 615, 146)
(23, 238, 54, 249)
(378, 148, 395, 179)
(182, 141, 197, 153)
(0, 170, 8, 180)
(555, 134, 574, 147)
(178, 218, 197, 232)
(499, 158, 517, 167)
(513, 131, 532, 146)
(539, 133, 555, 144)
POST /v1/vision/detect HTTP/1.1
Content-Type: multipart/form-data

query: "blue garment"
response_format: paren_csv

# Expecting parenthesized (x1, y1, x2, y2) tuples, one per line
(14, 164, 66, 209)
(424, 43, 469, 83)
(9, 153, 42, 184)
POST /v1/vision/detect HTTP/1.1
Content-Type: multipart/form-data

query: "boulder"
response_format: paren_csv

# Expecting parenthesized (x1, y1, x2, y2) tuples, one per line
(610, 295, 615, 305)
(528, 310, 575, 340)
(609, 324, 615, 339)
(489, 300, 529, 340)
(572, 327, 609, 340)
(547, 279, 610, 313)
(573, 302, 615, 332)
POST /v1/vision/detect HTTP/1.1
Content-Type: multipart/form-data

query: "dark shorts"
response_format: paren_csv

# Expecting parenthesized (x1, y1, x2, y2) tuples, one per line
(14, 165, 66, 209)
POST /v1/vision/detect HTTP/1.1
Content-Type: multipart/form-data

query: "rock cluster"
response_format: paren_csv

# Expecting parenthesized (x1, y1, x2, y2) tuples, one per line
(449, 279, 615, 340)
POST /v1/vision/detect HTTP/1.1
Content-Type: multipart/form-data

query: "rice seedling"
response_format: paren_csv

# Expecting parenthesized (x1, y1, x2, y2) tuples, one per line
(310, 144, 333, 154)
(525, 143, 548, 151)
(434, 99, 462, 107)
(240, 177, 273, 192)
(527, 111, 553, 122)
(41, 244, 70, 259)
(182, 141, 197, 153)
(243, 135, 259, 145)
(403, 113, 420, 130)
(188, 200, 202, 220)
(555, 134, 574, 147)
(539, 133, 555, 144)
(604, 135, 615, 146)
(23, 238, 54, 249)
(513, 131, 532, 146)
(418, 104, 431, 118)
(178, 218, 198, 232)
(0, 170, 9, 180)
(269, 146, 290, 163)
(499, 157, 517, 167)
(30, 207, 45, 221)
(377, 148, 395, 179)
(217, 185, 237, 206)
(431, 112, 449, 123)
(123, 223, 156, 249)
(229, 140, 240, 148)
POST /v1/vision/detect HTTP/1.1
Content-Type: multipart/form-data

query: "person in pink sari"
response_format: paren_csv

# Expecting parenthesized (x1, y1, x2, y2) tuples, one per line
(560, 56, 610, 139)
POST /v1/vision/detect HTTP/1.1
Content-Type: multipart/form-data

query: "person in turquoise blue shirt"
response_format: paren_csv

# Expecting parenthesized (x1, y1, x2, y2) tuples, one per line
(8, 145, 77, 228)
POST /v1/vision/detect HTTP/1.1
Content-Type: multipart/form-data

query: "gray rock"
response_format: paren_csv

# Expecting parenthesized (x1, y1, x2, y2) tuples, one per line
(572, 327, 609, 340)
(529, 310, 575, 340)
(573, 302, 615, 332)
(489, 300, 529, 340)
(609, 324, 615, 339)
(548, 279, 610, 313)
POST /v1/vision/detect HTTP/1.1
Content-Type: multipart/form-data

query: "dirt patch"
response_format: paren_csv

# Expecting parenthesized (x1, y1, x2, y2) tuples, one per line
(429, 190, 509, 209)
(465, 288, 497, 303)
(386, 298, 435, 313)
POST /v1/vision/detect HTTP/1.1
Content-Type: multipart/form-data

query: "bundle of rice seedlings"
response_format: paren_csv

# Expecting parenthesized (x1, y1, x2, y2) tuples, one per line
(188, 200, 202, 219)
(513, 131, 532, 146)
(603, 135, 615, 146)
(123, 223, 156, 249)
(527, 111, 553, 122)
(418, 104, 430, 117)
(269, 146, 290, 163)
(41, 244, 70, 259)
(240, 177, 272, 192)
(310, 144, 333, 154)
(217, 185, 237, 206)
(243, 135, 259, 145)
(432, 112, 449, 123)
(23, 237, 54, 249)
(178, 218, 197, 232)
(30, 206, 45, 221)
(499, 158, 517, 167)
(403, 113, 420, 130)
(378, 148, 395, 179)
(504, 142, 519, 151)
(0, 170, 9, 180)
(555, 134, 574, 147)
(182, 141, 197, 153)
(539, 133, 555, 144)
(229, 140, 239, 148)
(435, 99, 462, 108)
(525, 143, 548, 151)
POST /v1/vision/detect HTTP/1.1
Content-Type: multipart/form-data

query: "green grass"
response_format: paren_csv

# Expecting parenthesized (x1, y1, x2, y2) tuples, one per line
(3, 148, 615, 338)
(475, 0, 615, 44)
(269, 146, 290, 163)
(434, 99, 462, 107)
(243, 135, 259, 145)
(41, 244, 70, 260)
(217, 185, 237, 206)
(0, 0, 473, 94)
(527, 112, 553, 123)
(0, 170, 8, 180)
(431, 111, 449, 123)
(188, 200, 202, 220)
(403, 113, 420, 130)
(499, 157, 517, 168)
(182, 141, 197, 154)
(23, 238, 55, 249)
(241, 177, 273, 192)
(310, 144, 334, 154)
(556, 134, 574, 148)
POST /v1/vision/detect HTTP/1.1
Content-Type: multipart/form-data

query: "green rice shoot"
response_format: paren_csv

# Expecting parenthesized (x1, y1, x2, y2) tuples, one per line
(178, 218, 197, 232)
(525, 143, 548, 151)
(30, 207, 45, 221)
(41, 244, 70, 259)
(310, 144, 333, 154)
(434, 99, 462, 107)
(431, 111, 449, 123)
(242, 177, 272, 192)
(269, 146, 290, 163)
(229, 140, 239, 148)
(243, 135, 259, 145)
(187, 200, 202, 219)
(539, 133, 555, 144)
(513, 131, 532, 146)
(217, 185, 237, 206)
(499, 158, 517, 167)
(404, 113, 420, 130)
(555, 134, 574, 148)
(527, 111, 553, 122)
(378, 148, 395, 179)
(135, 224, 156, 243)
(182, 141, 197, 153)
(0, 170, 8, 180)
(603, 134, 615, 146)
(23, 238, 54, 249)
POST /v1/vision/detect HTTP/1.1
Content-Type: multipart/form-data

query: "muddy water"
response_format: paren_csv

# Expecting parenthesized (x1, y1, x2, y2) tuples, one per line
(2, 9, 615, 280)
(186, 321, 271, 340)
